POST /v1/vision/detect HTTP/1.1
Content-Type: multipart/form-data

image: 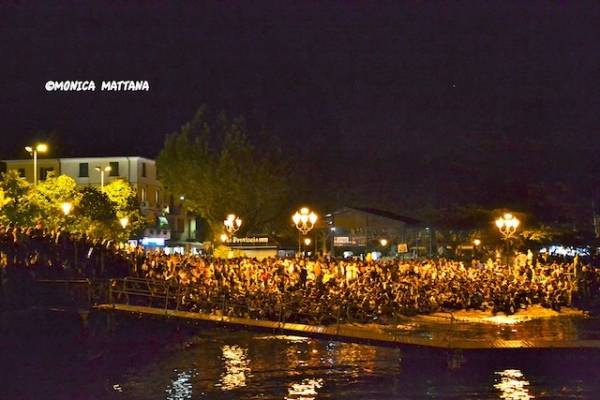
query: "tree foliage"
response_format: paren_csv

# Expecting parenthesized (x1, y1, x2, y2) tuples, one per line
(0, 172, 145, 241)
(78, 186, 116, 223)
(0, 170, 36, 225)
(103, 179, 145, 237)
(28, 173, 80, 229)
(157, 107, 291, 237)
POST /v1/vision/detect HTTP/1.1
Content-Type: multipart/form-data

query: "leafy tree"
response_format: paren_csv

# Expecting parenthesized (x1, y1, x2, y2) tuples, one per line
(79, 187, 115, 223)
(158, 107, 291, 238)
(77, 186, 117, 238)
(103, 179, 145, 237)
(0, 188, 8, 209)
(28, 173, 80, 229)
(0, 170, 36, 225)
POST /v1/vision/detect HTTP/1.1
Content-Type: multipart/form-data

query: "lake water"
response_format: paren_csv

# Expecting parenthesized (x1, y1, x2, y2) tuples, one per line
(2, 312, 600, 399)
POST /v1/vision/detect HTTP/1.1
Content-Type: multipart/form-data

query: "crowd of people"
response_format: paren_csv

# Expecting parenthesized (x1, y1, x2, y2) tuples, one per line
(1, 222, 600, 325)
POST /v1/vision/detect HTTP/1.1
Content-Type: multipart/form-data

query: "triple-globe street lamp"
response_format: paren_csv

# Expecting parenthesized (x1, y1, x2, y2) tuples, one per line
(292, 207, 318, 253)
(495, 213, 520, 270)
(25, 143, 48, 186)
(224, 214, 242, 236)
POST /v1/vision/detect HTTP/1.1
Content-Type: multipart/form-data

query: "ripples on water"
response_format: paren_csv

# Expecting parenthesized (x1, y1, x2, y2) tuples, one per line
(4, 312, 600, 399)
(107, 331, 599, 400)
(494, 369, 533, 400)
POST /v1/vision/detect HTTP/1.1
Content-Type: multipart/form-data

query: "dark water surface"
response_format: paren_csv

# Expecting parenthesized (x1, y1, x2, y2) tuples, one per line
(2, 312, 600, 399)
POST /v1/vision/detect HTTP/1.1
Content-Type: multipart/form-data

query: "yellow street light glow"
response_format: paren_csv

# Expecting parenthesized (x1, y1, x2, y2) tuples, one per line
(224, 213, 242, 234)
(496, 212, 520, 239)
(292, 207, 319, 253)
(292, 212, 301, 225)
(61, 202, 73, 216)
(379, 238, 388, 247)
(119, 217, 129, 229)
(473, 239, 481, 246)
(292, 207, 318, 234)
(95, 165, 112, 188)
(304, 238, 312, 246)
(25, 143, 49, 186)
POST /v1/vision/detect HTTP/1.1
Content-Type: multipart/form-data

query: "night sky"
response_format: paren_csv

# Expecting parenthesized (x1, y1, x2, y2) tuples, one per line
(1, 2, 598, 214)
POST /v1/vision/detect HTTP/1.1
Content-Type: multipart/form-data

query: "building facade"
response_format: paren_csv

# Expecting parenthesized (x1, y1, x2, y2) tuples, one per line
(1, 156, 198, 246)
(327, 207, 430, 258)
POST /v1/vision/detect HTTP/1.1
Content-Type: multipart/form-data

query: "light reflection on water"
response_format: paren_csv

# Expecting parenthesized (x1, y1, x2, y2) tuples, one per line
(217, 345, 251, 391)
(286, 378, 324, 400)
(256, 335, 311, 343)
(165, 370, 194, 400)
(105, 330, 599, 399)
(494, 369, 534, 400)
(6, 314, 600, 399)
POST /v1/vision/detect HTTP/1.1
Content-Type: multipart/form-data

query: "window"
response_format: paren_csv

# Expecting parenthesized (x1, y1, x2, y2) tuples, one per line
(79, 162, 89, 177)
(141, 162, 147, 178)
(109, 161, 119, 176)
(141, 187, 147, 202)
(18, 168, 25, 177)
(40, 167, 54, 180)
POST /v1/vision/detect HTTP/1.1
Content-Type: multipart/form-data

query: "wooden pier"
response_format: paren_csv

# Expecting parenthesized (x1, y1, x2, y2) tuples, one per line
(95, 303, 600, 351)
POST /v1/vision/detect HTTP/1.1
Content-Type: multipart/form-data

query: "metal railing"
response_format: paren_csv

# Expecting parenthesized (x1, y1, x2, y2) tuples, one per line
(103, 278, 417, 330)
(107, 277, 180, 311)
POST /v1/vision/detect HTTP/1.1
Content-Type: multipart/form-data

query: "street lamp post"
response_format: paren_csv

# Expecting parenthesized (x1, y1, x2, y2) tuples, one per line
(95, 166, 111, 188)
(60, 202, 73, 230)
(25, 143, 48, 186)
(303, 237, 312, 255)
(379, 238, 388, 258)
(473, 239, 481, 259)
(495, 213, 520, 271)
(292, 207, 318, 254)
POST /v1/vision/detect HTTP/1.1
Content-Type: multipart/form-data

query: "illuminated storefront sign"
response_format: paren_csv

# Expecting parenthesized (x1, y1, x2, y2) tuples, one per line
(333, 236, 367, 247)
(141, 237, 166, 247)
(224, 236, 270, 247)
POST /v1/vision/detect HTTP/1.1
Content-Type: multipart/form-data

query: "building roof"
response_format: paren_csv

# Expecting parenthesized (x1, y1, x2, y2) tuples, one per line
(1, 156, 154, 163)
(338, 207, 421, 225)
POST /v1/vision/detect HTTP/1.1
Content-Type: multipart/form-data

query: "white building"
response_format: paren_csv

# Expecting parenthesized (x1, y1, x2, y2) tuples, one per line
(58, 156, 161, 210)
(1, 156, 200, 247)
